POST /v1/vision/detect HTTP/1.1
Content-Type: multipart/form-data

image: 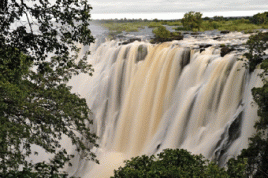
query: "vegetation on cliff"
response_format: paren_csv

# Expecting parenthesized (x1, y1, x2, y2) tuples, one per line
(237, 32, 268, 177)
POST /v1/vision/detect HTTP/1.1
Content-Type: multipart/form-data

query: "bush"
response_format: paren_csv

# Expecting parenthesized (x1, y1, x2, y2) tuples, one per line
(111, 149, 244, 178)
(181, 11, 203, 31)
(152, 26, 171, 39)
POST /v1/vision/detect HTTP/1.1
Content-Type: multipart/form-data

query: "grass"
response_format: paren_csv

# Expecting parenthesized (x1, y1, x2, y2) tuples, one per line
(101, 22, 141, 32)
(100, 20, 183, 33)
(200, 19, 264, 32)
(98, 18, 267, 36)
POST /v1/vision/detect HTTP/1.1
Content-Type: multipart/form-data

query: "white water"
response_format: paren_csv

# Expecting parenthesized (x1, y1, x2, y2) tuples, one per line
(66, 34, 263, 177)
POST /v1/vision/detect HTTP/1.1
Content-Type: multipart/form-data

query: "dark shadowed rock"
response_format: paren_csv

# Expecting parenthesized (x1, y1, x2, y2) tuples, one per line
(220, 46, 235, 57)
(213, 36, 221, 40)
(199, 44, 212, 48)
(190, 32, 200, 36)
(220, 30, 230, 34)
(199, 44, 212, 53)
(119, 38, 142, 45)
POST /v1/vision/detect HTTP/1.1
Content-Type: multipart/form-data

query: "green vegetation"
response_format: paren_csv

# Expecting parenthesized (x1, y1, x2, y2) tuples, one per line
(162, 21, 183, 26)
(98, 19, 182, 34)
(101, 22, 143, 33)
(236, 32, 268, 177)
(0, 0, 97, 176)
(112, 149, 247, 178)
(242, 32, 268, 72)
(200, 18, 265, 32)
(151, 26, 183, 43)
(152, 26, 171, 39)
(98, 11, 268, 35)
(251, 12, 268, 25)
(181, 11, 203, 31)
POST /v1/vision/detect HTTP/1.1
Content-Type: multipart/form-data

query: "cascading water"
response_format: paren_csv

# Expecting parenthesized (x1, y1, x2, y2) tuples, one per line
(67, 32, 263, 177)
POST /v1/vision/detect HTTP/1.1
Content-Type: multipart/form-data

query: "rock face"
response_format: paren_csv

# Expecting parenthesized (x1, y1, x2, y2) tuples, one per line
(220, 46, 235, 57)
(119, 38, 142, 45)
(199, 44, 213, 53)
(213, 36, 221, 40)
(220, 30, 230, 34)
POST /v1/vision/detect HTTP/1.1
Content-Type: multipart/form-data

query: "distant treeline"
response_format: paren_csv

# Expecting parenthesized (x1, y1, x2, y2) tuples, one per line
(97, 11, 268, 37)
(93, 11, 268, 25)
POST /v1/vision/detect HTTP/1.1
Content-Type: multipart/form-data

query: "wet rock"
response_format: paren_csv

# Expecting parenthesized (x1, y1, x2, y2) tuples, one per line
(220, 30, 230, 34)
(200, 48, 205, 53)
(119, 38, 141, 45)
(199, 44, 212, 48)
(190, 32, 200, 36)
(213, 36, 221, 40)
(199, 44, 212, 53)
(220, 46, 235, 57)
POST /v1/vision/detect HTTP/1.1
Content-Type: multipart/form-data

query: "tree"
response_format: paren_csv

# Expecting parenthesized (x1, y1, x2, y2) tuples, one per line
(213, 16, 224, 21)
(0, 0, 97, 176)
(152, 25, 170, 39)
(237, 32, 268, 177)
(181, 11, 203, 31)
(112, 149, 246, 178)
(243, 32, 268, 72)
(251, 12, 268, 25)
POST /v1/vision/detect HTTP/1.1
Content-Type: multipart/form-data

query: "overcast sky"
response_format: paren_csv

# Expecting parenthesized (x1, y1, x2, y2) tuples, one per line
(89, 0, 268, 19)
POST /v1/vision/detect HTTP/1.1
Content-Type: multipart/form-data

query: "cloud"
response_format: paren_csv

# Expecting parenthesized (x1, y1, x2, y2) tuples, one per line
(89, 0, 268, 14)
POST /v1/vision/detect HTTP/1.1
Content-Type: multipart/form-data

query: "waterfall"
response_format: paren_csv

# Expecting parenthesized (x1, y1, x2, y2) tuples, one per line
(67, 38, 262, 177)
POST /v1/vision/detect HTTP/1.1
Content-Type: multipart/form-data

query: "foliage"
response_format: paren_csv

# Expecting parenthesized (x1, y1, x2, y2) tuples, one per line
(226, 157, 248, 178)
(0, 0, 98, 176)
(162, 21, 182, 26)
(111, 149, 244, 178)
(99, 12, 268, 34)
(199, 19, 263, 32)
(237, 32, 268, 177)
(152, 25, 170, 39)
(213, 16, 224, 21)
(101, 22, 142, 33)
(181, 11, 203, 31)
(251, 12, 268, 25)
(243, 32, 268, 72)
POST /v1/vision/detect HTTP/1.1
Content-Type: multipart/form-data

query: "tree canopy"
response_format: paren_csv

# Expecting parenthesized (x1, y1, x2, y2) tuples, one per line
(251, 12, 268, 25)
(152, 25, 170, 39)
(181, 11, 203, 31)
(237, 32, 268, 177)
(0, 0, 97, 176)
(112, 149, 247, 178)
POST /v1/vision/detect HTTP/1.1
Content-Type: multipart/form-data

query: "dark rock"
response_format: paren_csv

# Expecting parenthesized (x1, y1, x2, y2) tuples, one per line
(190, 32, 200, 36)
(136, 45, 148, 62)
(199, 44, 212, 53)
(128, 38, 141, 43)
(172, 36, 183, 41)
(220, 30, 230, 34)
(220, 46, 235, 57)
(213, 111, 243, 165)
(116, 35, 125, 39)
(199, 44, 212, 48)
(119, 38, 141, 45)
(213, 36, 221, 40)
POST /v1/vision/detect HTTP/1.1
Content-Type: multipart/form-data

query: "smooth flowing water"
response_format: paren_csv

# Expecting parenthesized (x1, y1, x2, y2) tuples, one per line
(65, 28, 263, 177)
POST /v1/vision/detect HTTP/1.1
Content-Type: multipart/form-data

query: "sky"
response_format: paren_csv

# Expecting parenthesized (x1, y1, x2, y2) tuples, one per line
(89, 0, 268, 20)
